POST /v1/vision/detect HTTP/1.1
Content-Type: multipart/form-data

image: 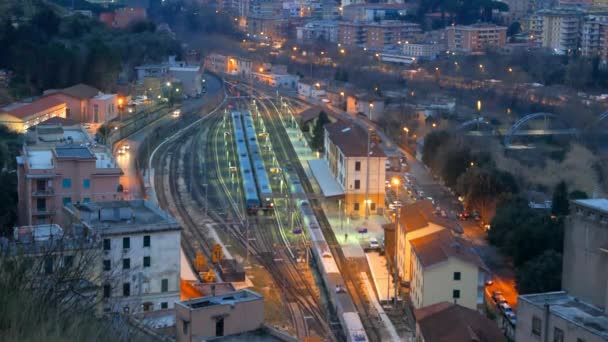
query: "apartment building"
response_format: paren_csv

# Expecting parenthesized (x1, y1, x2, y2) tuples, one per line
(392, 200, 461, 282)
(446, 23, 507, 53)
(0, 97, 67, 133)
(414, 302, 506, 342)
(176, 290, 264, 340)
(582, 15, 608, 63)
(536, 8, 584, 54)
(345, 93, 384, 121)
(16, 122, 123, 226)
(338, 20, 421, 50)
(323, 121, 386, 216)
(516, 198, 608, 341)
(342, 3, 409, 22)
(409, 229, 488, 311)
(296, 20, 339, 43)
(64, 200, 181, 314)
(135, 56, 204, 97)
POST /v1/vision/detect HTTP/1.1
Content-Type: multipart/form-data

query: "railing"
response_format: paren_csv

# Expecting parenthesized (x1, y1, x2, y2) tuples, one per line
(31, 189, 54, 196)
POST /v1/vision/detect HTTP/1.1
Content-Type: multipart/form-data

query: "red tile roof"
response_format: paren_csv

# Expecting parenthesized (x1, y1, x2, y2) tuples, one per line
(415, 302, 506, 342)
(324, 121, 386, 157)
(399, 200, 462, 234)
(410, 229, 488, 271)
(1, 97, 65, 119)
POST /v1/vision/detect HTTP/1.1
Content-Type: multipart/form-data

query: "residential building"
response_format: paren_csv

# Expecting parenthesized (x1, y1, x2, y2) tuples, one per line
(409, 229, 488, 311)
(298, 79, 326, 98)
(392, 200, 461, 282)
(339, 21, 421, 50)
(446, 23, 507, 53)
(323, 121, 386, 216)
(346, 93, 384, 121)
(252, 67, 299, 88)
(559, 0, 592, 5)
(0, 97, 67, 133)
(562, 199, 608, 309)
(246, 17, 287, 41)
(593, 0, 608, 7)
(536, 7, 584, 54)
(414, 302, 506, 342)
(516, 291, 608, 342)
(582, 15, 608, 63)
(64, 200, 181, 314)
(204, 54, 252, 79)
(175, 289, 264, 340)
(135, 57, 203, 97)
(16, 124, 123, 226)
(43, 83, 119, 124)
(342, 3, 410, 22)
(296, 20, 339, 43)
(515, 198, 608, 341)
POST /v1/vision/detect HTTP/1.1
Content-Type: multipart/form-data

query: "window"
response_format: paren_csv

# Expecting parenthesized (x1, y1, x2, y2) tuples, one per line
(161, 279, 168, 292)
(123, 283, 130, 297)
(62, 178, 72, 188)
(83, 197, 90, 203)
(532, 316, 542, 336)
(161, 302, 168, 309)
(36, 198, 46, 211)
(452, 289, 460, 299)
(354, 180, 361, 189)
(62, 197, 72, 205)
(103, 284, 111, 298)
(83, 179, 90, 189)
(453, 272, 461, 280)
(183, 321, 189, 335)
(143, 235, 150, 247)
(123, 237, 130, 249)
(63, 255, 74, 268)
(355, 161, 361, 171)
(44, 257, 53, 275)
(143, 256, 151, 268)
(123, 258, 130, 270)
(553, 328, 564, 342)
(103, 260, 111, 271)
(370, 202, 376, 211)
(354, 203, 360, 211)
(103, 239, 111, 251)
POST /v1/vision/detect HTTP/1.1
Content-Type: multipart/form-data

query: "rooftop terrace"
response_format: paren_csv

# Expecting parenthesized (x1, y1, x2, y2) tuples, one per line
(178, 289, 262, 310)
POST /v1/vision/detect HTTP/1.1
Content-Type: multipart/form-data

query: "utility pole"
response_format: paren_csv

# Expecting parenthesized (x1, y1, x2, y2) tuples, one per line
(394, 185, 400, 308)
(365, 128, 371, 220)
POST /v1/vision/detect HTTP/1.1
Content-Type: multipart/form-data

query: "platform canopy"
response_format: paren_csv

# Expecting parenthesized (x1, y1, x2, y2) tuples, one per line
(308, 159, 344, 198)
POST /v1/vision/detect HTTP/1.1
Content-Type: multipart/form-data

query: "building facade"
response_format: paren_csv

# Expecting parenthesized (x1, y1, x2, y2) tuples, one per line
(582, 15, 608, 63)
(64, 200, 181, 314)
(346, 94, 384, 121)
(17, 129, 123, 226)
(296, 20, 339, 43)
(175, 290, 264, 340)
(536, 8, 584, 54)
(43, 83, 119, 124)
(446, 24, 507, 53)
(409, 229, 488, 311)
(0, 97, 67, 133)
(323, 122, 386, 216)
(339, 21, 421, 50)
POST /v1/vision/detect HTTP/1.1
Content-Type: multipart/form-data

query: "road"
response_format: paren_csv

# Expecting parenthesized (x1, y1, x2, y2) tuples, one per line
(114, 74, 222, 200)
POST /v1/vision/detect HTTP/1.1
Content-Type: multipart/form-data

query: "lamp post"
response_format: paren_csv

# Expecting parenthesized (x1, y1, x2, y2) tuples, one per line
(365, 128, 372, 221)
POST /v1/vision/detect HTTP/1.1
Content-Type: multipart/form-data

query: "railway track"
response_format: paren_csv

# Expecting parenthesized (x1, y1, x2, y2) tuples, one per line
(234, 82, 383, 342)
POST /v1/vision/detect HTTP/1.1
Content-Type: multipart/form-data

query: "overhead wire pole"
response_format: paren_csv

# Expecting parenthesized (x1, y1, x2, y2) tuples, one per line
(365, 128, 371, 221)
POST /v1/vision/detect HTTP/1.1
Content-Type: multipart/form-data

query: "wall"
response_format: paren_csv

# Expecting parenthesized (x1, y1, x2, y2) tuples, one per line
(88, 95, 118, 124)
(102, 229, 181, 313)
(46, 93, 86, 123)
(342, 155, 386, 215)
(397, 223, 444, 281)
(417, 257, 481, 310)
(176, 296, 264, 340)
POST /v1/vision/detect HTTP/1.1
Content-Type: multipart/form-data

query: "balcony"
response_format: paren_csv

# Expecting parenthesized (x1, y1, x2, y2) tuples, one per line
(32, 188, 54, 197)
(32, 207, 55, 216)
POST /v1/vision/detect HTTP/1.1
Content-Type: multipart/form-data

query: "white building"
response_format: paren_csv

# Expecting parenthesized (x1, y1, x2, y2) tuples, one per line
(298, 79, 327, 99)
(536, 8, 584, 54)
(64, 200, 181, 314)
(135, 56, 203, 97)
(582, 15, 608, 64)
(402, 42, 445, 59)
(323, 121, 386, 216)
(296, 20, 339, 43)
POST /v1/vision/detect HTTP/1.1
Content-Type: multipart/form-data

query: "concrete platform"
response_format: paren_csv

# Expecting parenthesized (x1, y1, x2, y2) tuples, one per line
(365, 251, 396, 303)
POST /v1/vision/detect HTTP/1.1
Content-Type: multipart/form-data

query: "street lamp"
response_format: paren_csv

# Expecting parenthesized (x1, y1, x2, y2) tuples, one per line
(391, 176, 401, 308)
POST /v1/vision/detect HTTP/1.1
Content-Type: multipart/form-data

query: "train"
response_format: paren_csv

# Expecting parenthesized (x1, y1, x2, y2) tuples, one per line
(242, 111, 274, 211)
(231, 111, 260, 214)
(284, 165, 369, 342)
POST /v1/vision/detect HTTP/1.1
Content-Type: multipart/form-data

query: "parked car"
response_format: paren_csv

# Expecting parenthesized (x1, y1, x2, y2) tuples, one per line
(506, 312, 517, 326)
(499, 302, 513, 314)
(368, 237, 380, 251)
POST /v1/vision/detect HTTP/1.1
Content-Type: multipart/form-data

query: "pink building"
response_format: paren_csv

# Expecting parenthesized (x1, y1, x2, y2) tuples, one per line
(17, 121, 123, 226)
(44, 84, 118, 124)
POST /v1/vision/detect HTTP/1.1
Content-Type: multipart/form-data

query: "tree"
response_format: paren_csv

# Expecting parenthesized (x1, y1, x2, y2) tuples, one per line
(457, 167, 518, 220)
(569, 189, 588, 200)
(310, 111, 330, 151)
(507, 22, 521, 37)
(439, 147, 472, 187)
(552, 181, 569, 216)
(421, 130, 450, 169)
(516, 250, 562, 294)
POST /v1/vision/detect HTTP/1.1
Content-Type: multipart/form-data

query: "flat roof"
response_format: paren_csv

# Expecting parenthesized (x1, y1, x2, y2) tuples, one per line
(28, 149, 54, 169)
(573, 198, 608, 214)
(54, 146, 94, 159)
(67, 200, 180, 235)
(520, 291, 608, 338)
(94, 151, 117, 168)
(308, 159, 344, 198)
(178, 289, 262, 310)
(169, 66, 201, 72)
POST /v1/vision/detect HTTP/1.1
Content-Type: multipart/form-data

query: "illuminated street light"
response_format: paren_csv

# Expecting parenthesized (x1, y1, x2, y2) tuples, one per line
(479, 64, 484, 69)
(435, 67, 439, 71)
(166, 82, 171, 87)
(403, 127, 409, 133)
(340, 91, 345, 97)
(508, 67, 513, 72)
(391, 177, 400, 187)
(470, 162, 475, 167)
(292, 46, 297, 51)
(340, 49, 346, 54)
(477, 100, 482, 112)
(432, 122, 437, 128)
(176, 88, 180, 92)
(259, 67, 264, 72)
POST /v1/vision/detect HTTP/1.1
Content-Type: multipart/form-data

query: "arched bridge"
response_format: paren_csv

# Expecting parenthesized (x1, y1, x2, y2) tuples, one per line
(503, 112, 579, 148)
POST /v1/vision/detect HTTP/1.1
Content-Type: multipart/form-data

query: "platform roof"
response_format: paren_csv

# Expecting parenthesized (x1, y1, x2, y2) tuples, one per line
(308, 159, 344, 198)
